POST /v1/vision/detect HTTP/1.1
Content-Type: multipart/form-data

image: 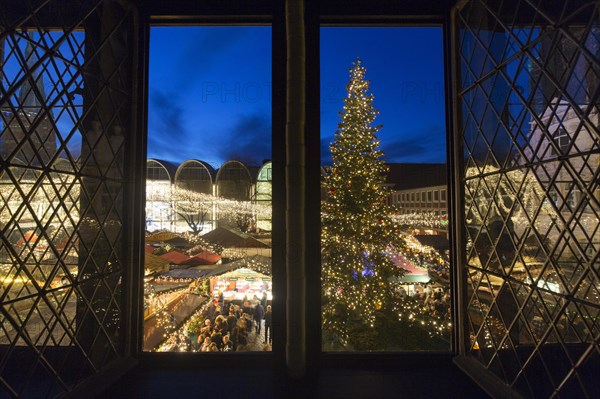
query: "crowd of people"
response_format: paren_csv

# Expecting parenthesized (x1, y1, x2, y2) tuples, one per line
(397, 283, 451, 321)
(413, 286, 451, 319)
(405, 242, 452, 321)
(189, 293, 272, 352)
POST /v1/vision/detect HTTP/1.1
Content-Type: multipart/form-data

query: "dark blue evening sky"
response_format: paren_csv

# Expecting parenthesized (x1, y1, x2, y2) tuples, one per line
(320, 27, 446, 165)
(148, 27, 272, 169)
(148, 27, 446, 167)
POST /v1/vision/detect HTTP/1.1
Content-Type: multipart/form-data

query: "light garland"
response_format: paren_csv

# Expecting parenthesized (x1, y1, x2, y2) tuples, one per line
(464, 164, 559, 228)
(182, 233, 223, 255)
(145, 184, 272, 234)
(392, 212, 447, 230)
(144, 279, 190, 341)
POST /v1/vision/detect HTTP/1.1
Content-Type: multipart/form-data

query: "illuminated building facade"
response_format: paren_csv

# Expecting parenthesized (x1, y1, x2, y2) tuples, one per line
(145, 159, 272, 233)
(386, 163, 448, 217)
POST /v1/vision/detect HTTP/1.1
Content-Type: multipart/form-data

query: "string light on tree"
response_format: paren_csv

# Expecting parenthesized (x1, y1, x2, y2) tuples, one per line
(321, 59, 403, 348)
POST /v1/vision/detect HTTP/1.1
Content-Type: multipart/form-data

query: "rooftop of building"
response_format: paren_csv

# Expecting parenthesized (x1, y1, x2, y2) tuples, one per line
(386, 163, 447, 191)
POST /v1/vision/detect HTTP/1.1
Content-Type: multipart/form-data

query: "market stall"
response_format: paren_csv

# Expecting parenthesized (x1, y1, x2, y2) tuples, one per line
(202, 255, 272, 302)
(211, 267, 271, 301)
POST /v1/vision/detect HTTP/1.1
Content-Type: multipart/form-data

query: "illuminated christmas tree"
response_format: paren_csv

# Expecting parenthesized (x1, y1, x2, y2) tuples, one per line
(321, 59, 399, 348)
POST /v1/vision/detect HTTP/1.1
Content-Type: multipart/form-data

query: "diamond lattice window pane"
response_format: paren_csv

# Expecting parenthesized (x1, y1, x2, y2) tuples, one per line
(0, 1, 134, 397)
(458, 0, 600, 397)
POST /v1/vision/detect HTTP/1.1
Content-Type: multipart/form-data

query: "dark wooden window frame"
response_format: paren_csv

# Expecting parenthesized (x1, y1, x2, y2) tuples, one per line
(135, 1, 459, 374)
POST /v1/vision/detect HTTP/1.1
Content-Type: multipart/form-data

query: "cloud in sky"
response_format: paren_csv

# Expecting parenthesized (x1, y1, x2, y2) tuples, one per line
(148, 27, 272, 166)
(380, 127, 447, 163)
(320, 126, 446, 165)
(148, 107, 271, 167)
(147, 26, 447, 167)
(216, 113, 272, 165)
(149, 89, 187, 138)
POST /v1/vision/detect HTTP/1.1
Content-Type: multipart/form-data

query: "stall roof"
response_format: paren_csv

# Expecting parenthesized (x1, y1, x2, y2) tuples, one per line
(203, 255, 271, 277)
(164, 236, 193, 248)
(146, 231, 181, 243)
(186, 250, 221, 265)
(398, 274, 431, 284)
(18, 230, 38, 244)
(218, 267, 269, 279)
(160, 250, 191, 265)
(201, 227, 270, 248)
(145, 253, 170, 274)
(158, 248, 221, 267)
(388, 252, 431, 284)
(188, 244, 206, 255)
(158, 269, 211, 280)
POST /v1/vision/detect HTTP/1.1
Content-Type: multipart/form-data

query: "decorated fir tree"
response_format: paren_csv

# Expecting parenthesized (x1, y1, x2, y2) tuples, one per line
(321, 59, 399, 348)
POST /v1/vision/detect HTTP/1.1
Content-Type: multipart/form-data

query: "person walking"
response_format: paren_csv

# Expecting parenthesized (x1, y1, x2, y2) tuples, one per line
(263, 305, 272, 344)
(254, 301, 265, 334)
(261, 291, 268, 308)
(226, 308, 238, 333)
